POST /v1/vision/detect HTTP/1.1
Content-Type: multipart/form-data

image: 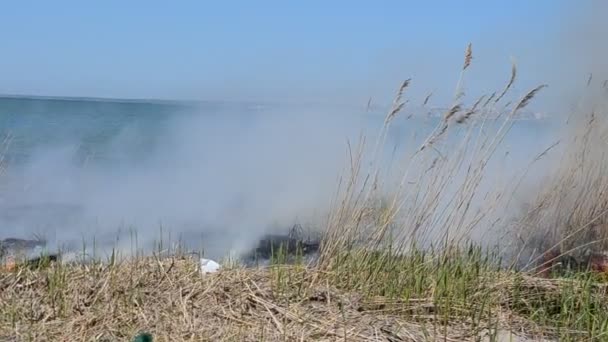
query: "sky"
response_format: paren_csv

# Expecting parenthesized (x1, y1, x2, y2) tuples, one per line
(0, 1, 603, 108)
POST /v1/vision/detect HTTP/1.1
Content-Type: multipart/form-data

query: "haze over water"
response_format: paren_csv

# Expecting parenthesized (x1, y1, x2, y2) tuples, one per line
(0, 95, 555, 259)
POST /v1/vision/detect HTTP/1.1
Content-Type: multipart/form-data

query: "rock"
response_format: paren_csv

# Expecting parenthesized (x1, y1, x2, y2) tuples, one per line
(200, 258, 220, 273)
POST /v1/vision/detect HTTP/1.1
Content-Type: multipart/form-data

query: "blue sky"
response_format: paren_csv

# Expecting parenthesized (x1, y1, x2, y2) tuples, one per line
(0, 1, 600, 107)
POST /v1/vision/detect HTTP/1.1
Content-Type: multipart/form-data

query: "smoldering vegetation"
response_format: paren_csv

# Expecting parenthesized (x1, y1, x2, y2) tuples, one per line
(0, 50, 601, 270)
(0, 100, 372, 262)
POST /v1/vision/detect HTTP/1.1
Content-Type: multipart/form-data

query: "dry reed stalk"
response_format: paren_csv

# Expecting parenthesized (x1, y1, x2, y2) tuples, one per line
(385, 79, 411, 124)
(453, 44, 473, 103)
(463, 43, 473, 71)
(386, 102, 406, 123)
(423, 92, 433, 106)
(365, 97, 372, 112)
(329, 78, 413, 257)
(396, 79, 411, 103)
(515, 103, 608, 271)
(443, 104, 462, 122)
(515, 85, 548, 112)
(484, 92, 496, 107)
(495, 62, 517, 104)
(456, 95, 487, 124)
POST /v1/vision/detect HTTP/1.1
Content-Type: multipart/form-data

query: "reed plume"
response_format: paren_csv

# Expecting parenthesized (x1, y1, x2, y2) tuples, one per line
(495, 62, 517, 104)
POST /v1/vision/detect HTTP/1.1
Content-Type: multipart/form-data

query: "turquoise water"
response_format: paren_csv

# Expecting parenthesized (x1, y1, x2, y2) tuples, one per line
(0, 96, 552, 166)
(0, 96, 556, 257)
(1, 97, 201, 165)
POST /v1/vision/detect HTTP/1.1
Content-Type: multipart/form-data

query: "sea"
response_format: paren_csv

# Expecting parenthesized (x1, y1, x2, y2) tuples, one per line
(0, 95, 557, 260)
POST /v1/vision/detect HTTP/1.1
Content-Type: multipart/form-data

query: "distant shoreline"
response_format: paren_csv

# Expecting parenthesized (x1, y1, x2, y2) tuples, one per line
(0, 94, 357, 111)
(0, 94, 551, 121)
(0, 93, 225, 107)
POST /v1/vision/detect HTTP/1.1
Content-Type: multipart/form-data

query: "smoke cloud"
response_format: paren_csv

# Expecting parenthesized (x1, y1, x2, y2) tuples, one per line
(1, 2, 607, 263)
(0, 103, 372, 259)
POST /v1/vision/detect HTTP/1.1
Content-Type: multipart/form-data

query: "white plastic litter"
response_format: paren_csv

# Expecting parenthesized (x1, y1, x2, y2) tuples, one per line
(200, 258, 221, 273)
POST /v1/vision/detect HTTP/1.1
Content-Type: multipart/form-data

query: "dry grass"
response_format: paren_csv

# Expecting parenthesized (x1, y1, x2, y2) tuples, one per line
(0, 253, 608, 341)
(0, 257, 470, 341)
(319, 44, 546, 269)
(514, 91, 608, 269)
(313, 45, 608, 340)
(2, 255, 606, 341)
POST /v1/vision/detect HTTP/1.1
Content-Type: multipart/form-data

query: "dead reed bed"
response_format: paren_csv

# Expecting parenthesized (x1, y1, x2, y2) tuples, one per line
(1, 257, 477, 341)
(1, 253, 607, 341)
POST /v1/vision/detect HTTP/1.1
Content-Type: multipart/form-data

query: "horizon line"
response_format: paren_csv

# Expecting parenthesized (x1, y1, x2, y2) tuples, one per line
(0, 93, 266, 106)
(0, 93, 371, 109)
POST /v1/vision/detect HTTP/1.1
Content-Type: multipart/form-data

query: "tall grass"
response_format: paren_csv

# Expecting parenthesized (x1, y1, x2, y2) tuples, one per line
(515, 98, 608, 268)
(319, 45, 545, 267)
(314, 45, 608, 340)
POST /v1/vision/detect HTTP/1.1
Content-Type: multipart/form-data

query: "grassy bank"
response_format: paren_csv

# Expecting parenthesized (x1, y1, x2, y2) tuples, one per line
(1, 252, 607, 341)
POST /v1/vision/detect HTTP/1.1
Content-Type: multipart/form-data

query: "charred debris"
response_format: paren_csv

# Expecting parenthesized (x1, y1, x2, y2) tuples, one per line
(0, 224, 323, 269)
(241, 224, 321, 264)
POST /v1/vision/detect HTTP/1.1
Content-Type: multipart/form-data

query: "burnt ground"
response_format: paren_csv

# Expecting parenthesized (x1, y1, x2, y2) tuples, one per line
(0, 223, 322, 269)
(240, 224, 321, 265)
